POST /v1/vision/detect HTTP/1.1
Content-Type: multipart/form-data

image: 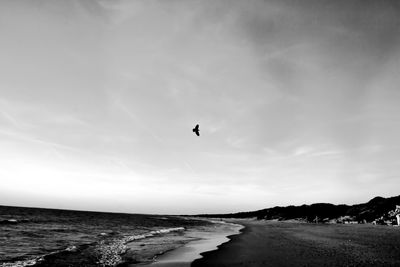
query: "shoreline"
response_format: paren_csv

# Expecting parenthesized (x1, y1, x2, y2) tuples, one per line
(192, 219, 400, 267)
(136, 219, 244, 267)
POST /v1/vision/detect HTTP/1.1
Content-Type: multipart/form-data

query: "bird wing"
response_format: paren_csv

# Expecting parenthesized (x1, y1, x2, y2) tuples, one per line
(194, 124, 199, 130)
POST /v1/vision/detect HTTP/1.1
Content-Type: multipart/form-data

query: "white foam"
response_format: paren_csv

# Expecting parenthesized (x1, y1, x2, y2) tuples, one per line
(124, 227, 185, 243)
(65, 245, 77, 252)
(151, 221, 244, 265)
(0, 259, 38, 267)
(0, 227, 187, 267)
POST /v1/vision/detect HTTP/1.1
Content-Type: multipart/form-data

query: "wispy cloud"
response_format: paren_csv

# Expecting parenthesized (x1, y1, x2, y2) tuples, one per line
(1, 0, 400, 213)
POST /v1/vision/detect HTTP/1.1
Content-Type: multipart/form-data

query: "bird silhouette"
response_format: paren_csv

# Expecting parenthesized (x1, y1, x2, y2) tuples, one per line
(193, 124, 200, 136)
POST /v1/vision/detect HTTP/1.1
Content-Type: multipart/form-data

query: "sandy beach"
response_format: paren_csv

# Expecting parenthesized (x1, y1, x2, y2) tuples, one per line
(191, 219, 400, 267)
(137, 220, 243, 267)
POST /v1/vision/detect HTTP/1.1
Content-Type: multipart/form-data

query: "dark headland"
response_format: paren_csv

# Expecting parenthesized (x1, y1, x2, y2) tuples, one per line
(191, 195, 400, 267)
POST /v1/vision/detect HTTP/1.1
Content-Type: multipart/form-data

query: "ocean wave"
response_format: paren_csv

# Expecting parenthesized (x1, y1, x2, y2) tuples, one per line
(209, 219, 245, 230)
(0, 258, 39, 267)
(0, 219, 30, 225)
(0, 227, 186, 267)
(96, 227, 186, 266)
(0, 246, 69, 267)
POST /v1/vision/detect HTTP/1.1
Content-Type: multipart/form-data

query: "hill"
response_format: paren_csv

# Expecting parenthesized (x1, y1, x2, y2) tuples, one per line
(196, 195, 400, 224)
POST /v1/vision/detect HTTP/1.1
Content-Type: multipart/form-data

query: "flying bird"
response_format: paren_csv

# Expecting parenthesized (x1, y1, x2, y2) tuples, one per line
(192, 124, 200, 136)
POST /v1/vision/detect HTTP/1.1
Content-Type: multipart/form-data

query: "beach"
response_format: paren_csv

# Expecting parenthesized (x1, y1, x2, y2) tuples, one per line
(190, 219, 400, 267)
(141, 220, 243, 267)
(3, 207, 400, 267)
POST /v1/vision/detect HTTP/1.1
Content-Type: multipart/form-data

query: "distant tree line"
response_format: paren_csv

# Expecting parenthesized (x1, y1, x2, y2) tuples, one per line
(195, 195, 400, 224)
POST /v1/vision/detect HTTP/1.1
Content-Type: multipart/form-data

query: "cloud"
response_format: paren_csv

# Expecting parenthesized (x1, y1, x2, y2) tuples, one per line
(1, 0, 400, 213)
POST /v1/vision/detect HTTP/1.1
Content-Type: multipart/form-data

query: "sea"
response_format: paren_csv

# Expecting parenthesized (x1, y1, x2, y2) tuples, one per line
(0, 205, 235, 267)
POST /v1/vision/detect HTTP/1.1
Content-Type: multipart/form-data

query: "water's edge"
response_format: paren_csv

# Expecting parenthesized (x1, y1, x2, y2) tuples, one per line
(0, 207, 213, 267)
(194, 220, 247, 262)
(0, 207, 243, 267)
(141, 219, 245, 266)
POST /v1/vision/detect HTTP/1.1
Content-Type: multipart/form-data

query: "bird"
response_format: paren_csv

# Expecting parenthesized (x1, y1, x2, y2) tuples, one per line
(192, 124, 200, 136)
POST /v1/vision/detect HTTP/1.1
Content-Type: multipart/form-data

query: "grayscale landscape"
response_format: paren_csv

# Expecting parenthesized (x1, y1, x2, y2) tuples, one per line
(1, 0, 399, 266)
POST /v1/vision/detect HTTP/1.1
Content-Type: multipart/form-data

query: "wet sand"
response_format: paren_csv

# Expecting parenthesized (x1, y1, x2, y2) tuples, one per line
(192, 219, 400, 267)
(137, 221, 243, 267)
(149, 234, 235, 267)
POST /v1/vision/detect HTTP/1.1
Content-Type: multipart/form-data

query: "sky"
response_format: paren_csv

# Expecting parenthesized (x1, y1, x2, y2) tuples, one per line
(1, 0, 400, 214)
